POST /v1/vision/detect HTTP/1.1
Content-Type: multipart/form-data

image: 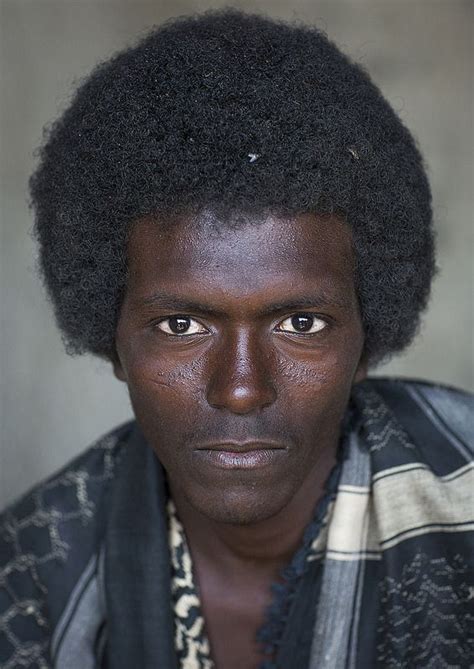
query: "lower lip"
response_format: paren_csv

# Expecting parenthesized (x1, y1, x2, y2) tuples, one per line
(195, 449, 285, 470)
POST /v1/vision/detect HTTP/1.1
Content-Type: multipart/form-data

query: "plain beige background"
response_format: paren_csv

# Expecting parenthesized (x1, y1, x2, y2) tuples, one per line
(1, 0, 473, 507)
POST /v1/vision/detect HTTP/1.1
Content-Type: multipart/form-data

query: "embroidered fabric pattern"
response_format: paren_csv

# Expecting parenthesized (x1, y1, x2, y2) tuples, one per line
(353, 386, 415, 453)
(376, 552, 474, 668)
(0, 434, 119, 669)
(356, 388, 415, 452)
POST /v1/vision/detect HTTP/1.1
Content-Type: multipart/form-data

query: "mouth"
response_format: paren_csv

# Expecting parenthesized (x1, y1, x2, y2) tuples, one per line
(196, 440, 286, 452)
(194, 441, 287, 470)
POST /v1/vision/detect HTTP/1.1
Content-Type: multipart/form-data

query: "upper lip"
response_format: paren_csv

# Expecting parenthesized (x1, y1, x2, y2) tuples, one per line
(196, 441, 286, 453)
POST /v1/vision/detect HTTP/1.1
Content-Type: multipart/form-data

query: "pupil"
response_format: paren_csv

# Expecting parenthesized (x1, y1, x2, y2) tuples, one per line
(170, 316, 190, 333)
(291, 314, 313, 332)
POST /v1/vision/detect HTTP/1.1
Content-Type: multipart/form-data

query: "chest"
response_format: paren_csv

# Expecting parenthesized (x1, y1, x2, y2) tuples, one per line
(198, 581, 272, 669)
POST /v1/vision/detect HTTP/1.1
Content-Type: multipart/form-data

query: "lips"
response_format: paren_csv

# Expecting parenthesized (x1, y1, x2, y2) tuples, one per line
(195, 441, 286, 453)
(194, 441, 287, 469)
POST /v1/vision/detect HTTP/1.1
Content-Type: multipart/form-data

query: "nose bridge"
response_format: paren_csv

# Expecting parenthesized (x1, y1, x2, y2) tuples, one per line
(206, 326, 277, 414)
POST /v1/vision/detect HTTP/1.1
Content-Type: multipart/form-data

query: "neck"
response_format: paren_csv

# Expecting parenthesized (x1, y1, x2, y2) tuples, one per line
(169, 442, 338, 577)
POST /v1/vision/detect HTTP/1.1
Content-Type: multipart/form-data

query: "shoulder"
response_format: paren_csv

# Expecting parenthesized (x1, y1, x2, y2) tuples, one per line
(0, 419, 133, 538)
(0, 420, 135, 666)
(353, 377, 473, 475)
(371, 376, 473, 413)
(363, 376, 472, 450)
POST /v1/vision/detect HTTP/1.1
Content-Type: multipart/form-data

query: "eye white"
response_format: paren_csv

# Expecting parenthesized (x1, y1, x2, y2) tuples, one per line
(277, 314, 326, 334)
(157, 316, 207, 335)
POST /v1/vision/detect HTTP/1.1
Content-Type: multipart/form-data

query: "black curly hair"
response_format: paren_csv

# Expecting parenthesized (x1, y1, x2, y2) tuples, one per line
(30, 8, 435, 364)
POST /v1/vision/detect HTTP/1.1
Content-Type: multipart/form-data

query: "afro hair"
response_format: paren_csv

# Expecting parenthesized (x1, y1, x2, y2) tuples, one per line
(30, 8, 436, 364)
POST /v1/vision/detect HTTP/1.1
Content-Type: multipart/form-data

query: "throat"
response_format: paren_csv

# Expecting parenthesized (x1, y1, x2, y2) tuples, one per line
(195, 574, 276, 669)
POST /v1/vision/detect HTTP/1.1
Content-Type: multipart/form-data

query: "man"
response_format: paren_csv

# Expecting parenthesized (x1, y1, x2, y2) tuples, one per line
(0, 9, 472, 669)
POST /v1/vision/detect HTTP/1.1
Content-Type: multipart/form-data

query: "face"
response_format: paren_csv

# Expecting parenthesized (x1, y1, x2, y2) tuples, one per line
(114, 211, 365, 525)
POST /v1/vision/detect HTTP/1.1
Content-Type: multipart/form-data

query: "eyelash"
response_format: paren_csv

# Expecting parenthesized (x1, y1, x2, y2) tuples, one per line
(153, 313, 329, 337)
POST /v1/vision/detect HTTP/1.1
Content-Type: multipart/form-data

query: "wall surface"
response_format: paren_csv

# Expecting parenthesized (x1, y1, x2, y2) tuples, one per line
(1, 0, 473, 507)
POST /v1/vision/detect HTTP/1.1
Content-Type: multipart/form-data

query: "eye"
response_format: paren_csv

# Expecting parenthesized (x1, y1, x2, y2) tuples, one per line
(156, 315, 208, 336)
(276, 313, 327, 335)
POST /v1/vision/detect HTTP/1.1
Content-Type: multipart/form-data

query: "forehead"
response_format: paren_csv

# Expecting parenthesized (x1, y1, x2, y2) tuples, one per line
(125, 210, 356, 305)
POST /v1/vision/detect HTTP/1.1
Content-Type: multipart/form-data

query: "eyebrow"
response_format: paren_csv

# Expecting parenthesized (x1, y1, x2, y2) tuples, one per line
(133, 291, 351, 315)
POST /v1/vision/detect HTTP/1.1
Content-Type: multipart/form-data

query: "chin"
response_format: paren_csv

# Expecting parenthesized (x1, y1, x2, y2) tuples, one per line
(194, 485, 289, 526)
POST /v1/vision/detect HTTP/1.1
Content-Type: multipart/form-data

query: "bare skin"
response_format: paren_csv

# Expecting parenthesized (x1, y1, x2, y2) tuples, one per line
(114, 210, 366, 668)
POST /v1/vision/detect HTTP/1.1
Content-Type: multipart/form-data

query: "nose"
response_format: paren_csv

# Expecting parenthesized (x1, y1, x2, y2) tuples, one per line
(206, 329, 277, 414)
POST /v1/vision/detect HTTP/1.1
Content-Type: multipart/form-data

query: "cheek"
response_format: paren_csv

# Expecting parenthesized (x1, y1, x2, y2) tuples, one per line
(274, 341, 357, 391)
(120, 342, 208, 428)
(123, 350, 209, 467)
(273, 348, 358, 427)
(276, 355, 330, 387)
(124, 340, 207, 391)
(154, 354, 208, 388)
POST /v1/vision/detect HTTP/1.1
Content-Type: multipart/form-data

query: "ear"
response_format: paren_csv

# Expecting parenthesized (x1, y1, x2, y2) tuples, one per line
(353, 357, 368, 384)
(110, 350, 127, 382)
